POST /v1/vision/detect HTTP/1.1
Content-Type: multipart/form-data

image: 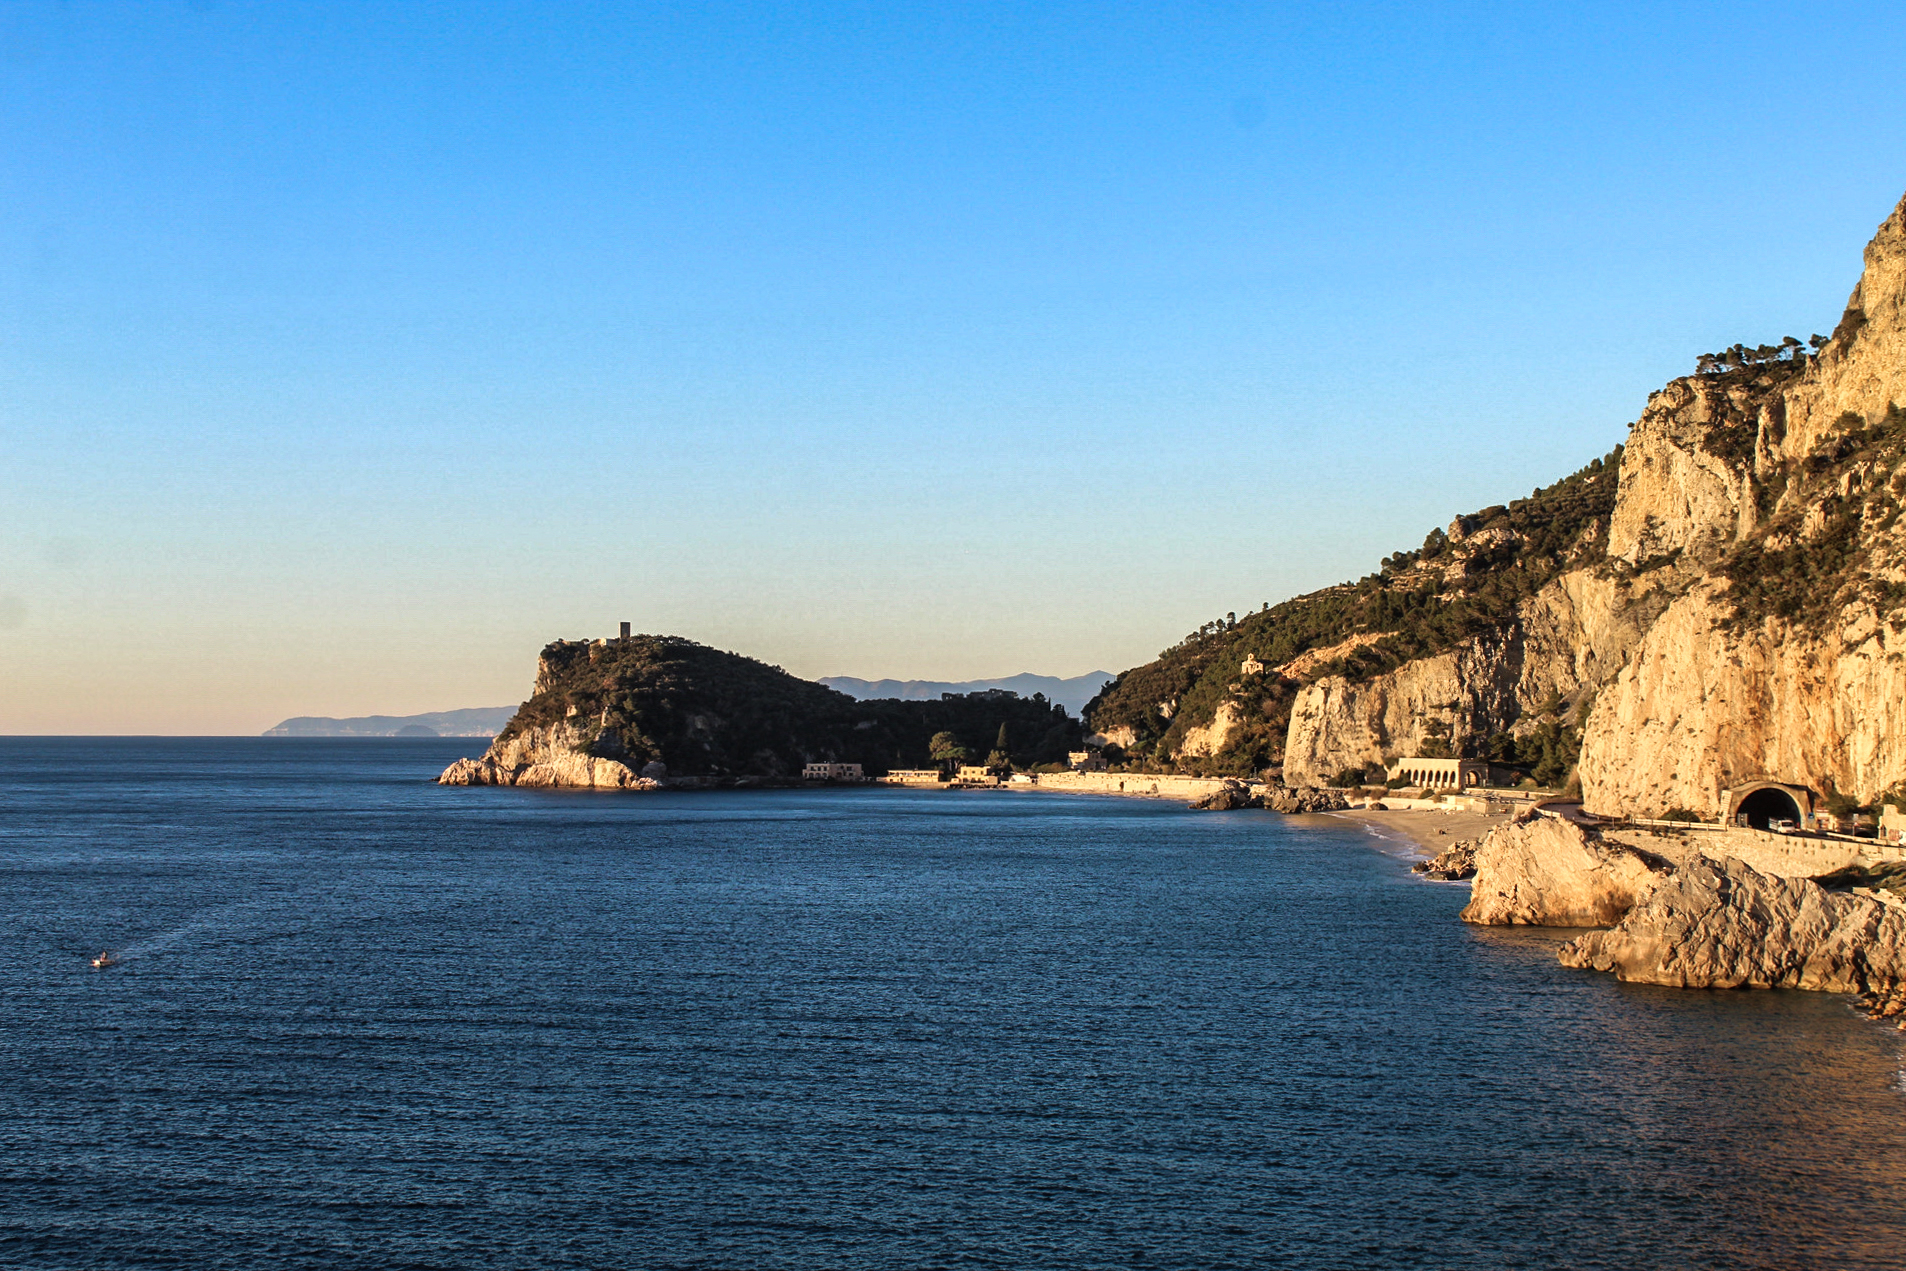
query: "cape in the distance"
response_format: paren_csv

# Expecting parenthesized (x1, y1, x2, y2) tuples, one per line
(264, 674, 1109, 739)
(444, 185, 1906, 813)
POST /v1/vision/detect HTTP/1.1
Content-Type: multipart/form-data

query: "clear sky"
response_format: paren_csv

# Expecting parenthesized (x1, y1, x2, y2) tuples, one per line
(3, 1, 1904, 733)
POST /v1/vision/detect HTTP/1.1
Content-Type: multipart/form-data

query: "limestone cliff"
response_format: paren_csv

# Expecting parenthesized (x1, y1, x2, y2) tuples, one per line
(438, 722, 660, 789)
(1459, 813, 1668, 927)
(1088, 187, 1906, 817)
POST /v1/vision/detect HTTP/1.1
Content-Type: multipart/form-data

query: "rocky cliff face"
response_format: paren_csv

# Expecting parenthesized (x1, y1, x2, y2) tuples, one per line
(1284, 637, 1518, 785)
(1092, 188, 1906, 816)
(437, 720, 661, 789)
(1459, 813, 1668, 927)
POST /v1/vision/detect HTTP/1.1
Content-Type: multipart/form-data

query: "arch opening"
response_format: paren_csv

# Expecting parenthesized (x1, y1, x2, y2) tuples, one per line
(1736, 786, 1802, 830)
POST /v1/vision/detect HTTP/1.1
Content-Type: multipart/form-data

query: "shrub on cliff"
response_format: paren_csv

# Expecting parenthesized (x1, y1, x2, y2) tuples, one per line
(1720, 405, 1906, 635)
(1085, 448, 1620, 770)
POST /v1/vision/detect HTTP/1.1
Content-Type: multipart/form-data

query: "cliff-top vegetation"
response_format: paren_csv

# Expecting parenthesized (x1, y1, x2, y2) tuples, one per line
(1720, 403, 1906, 634)
(502, 635, 1081, 779)
(1084, 448, 1622, 774)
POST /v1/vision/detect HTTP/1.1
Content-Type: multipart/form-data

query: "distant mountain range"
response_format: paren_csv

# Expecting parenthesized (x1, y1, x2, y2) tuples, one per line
(267, 671, 1112, 739)
(264, 706, 518, 738)
(819, 672, 1114, 717)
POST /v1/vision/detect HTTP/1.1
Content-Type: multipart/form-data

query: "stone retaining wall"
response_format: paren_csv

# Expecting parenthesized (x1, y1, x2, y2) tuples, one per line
(1028, 772, 1238, 801)
(1610, 824, 1906, 879)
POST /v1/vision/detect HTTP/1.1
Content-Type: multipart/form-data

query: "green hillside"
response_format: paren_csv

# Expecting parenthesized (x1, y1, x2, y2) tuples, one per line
(1083, 448, 1622, 775)
(504, 635, 1081, 778)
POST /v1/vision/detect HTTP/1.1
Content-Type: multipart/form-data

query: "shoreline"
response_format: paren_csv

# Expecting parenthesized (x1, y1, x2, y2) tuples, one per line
(1325, 807, 1514, 857)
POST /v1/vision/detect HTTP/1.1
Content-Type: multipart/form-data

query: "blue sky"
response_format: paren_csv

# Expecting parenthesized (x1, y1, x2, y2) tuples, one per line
(4, 1, 1904, 732)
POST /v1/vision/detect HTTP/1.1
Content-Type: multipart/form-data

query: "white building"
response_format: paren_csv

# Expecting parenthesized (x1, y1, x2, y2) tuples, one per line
(1386, 757, 1488, 790)
(881, 769, 943, 785)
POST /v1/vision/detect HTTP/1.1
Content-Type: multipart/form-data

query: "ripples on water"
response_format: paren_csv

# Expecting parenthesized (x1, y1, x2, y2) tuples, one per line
(2, 738, 1902, 1269)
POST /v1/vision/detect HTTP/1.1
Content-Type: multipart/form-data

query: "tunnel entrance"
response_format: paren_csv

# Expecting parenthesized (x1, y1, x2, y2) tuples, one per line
(1736, 786, 1803, 829)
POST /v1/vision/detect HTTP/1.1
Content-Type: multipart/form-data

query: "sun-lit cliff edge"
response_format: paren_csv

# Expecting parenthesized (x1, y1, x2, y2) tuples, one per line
(1086, 188, 1906, 821)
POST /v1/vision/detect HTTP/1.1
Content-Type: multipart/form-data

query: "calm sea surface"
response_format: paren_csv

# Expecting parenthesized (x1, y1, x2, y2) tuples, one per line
(3, 738, 1904, 1269)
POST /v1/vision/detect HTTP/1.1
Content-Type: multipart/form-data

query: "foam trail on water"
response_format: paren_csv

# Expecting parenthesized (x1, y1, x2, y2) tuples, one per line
(92, 892, 322, 966)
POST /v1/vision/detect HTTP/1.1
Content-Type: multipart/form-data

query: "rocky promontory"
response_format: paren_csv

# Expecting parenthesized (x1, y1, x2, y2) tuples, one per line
(1558, 856, 1906, 1018)
(1458, 810, 1906, 1020)
(1083, 186, 1906, 825)
(1459, 812, 1669, 927)
(439, 634, 1083, 789)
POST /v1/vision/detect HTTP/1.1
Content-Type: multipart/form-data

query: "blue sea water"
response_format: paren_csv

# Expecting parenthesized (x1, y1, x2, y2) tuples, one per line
(3, 738, 1904, 1270)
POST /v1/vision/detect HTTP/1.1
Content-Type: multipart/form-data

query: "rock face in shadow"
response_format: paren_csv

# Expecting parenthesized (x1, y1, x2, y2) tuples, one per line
(1558, 855, 1906, 1017)
(1459, 812, 1670, 927)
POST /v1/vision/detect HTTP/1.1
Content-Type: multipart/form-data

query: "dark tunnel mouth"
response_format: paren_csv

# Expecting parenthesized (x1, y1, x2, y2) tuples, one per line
(1737, 786, 1803, 829)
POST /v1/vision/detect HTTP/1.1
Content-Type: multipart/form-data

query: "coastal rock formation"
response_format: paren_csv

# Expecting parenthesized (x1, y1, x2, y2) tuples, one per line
(1188, 783, 1255, 811)
(1262, 785, 1349, 814)
(1185, 783, 1350, 813)
(1558, 855, 1906, 1018)
(440, 634, 1083, 789)
(437, 723, 661, 789)
(1411, 838, 1478, 880)
(1086, 188, 1906, 820)
(1459, 813, 1669, 927)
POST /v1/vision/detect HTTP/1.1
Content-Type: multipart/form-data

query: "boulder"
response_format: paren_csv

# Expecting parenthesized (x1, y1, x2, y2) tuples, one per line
(1263, 785, 1351, 814)
(1460, 812, 1669, 926)
(1412, 839, 1478, 880)
(1189, 784, 1256, 811)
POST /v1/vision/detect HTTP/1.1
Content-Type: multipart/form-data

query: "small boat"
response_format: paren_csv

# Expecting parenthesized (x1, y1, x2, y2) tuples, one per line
(91, 952, 118, 969)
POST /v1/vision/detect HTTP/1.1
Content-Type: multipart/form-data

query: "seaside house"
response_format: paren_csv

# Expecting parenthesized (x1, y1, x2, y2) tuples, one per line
(956, 764, 1002, 786)
(1066, 750, 1107, 773)
(881, 768, 944, 785)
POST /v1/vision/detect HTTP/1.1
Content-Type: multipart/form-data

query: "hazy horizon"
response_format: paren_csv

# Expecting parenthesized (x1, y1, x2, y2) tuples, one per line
(5, 2, 1905, 733)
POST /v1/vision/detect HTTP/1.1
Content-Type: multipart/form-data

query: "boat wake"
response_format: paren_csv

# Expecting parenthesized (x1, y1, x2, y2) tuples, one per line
(85, 892, 325, 971)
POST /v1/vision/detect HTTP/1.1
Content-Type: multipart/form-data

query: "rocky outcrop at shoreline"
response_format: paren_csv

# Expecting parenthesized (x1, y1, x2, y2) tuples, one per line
(1457, 811, 1906, 1020)
(1559, 856, 1906, 1019)
(1459, 812, 1669, 926)
(1186, 783, 1350, 813)
(1411, 838, 1478, 880)
(438, 720, 667, 789)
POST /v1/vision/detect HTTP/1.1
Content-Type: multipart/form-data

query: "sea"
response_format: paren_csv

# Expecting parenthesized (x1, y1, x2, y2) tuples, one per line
(4, 738, 1904, 1270)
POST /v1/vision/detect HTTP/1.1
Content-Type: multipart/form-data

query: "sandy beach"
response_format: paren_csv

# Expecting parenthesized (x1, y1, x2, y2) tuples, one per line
(1325, 806, 1514, 857)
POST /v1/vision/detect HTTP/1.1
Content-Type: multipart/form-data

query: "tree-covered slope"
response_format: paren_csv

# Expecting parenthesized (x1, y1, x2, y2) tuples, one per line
(1083, 448, 1623, 774)
(499, 635, 1081, 778)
